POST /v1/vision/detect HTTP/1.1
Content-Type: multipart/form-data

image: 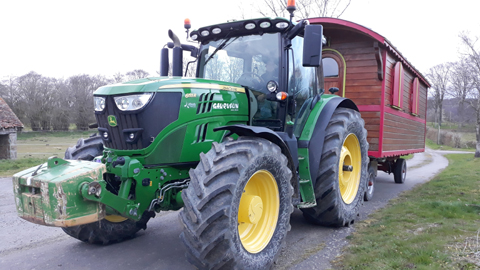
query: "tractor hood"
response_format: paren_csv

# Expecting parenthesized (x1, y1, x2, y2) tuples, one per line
(94, 77, 246, 96)
(92, 76, 250, 159)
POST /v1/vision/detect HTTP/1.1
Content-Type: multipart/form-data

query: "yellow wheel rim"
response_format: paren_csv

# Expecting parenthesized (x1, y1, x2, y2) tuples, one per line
(339, 133, 361, 204)
(238, 170, 279, 253)
(104, 215, 128, 223)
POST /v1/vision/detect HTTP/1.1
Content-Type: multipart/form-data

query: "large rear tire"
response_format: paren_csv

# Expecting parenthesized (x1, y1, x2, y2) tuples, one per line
(62, 135, 151, 244)
(301, 107, 368, 227)
(179, 137, 294, 269)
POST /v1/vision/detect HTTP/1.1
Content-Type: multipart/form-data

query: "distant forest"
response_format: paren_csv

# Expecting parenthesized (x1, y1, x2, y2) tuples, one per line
(0, 69, 150, 131)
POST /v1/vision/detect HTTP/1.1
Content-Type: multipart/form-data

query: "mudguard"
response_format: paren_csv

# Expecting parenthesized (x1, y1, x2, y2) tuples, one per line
(298, 97, 358, 185)
(214, 125, 300, 203)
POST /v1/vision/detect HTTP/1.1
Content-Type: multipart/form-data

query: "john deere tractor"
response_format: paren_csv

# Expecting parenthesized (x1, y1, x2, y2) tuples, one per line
(12, 9, 368, 270)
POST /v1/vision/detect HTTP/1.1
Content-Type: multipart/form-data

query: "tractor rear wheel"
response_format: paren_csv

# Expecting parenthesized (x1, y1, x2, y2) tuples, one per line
(301, 107, 368, 227)
(394, 158, 407, 184)
(62, 135, 151, 244)
(179, 137, 293, 269)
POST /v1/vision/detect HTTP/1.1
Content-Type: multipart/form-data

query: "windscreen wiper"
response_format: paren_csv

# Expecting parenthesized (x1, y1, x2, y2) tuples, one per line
(204, 36, 239, 65)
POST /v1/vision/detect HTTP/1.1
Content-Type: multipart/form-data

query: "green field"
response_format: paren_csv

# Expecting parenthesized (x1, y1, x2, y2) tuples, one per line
(338, 154, 480, 270)
(426, 138, 476, 152)
(0, 131, 95, 177)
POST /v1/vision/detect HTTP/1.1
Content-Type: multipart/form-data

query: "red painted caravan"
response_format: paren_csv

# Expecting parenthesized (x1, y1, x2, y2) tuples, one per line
(308, 18, 430, 200)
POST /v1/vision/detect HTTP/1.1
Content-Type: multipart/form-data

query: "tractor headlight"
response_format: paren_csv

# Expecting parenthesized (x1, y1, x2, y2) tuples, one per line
(266, 80, 278, 93)
(94, 97, 106, 111)
(114, 93, 153, 111)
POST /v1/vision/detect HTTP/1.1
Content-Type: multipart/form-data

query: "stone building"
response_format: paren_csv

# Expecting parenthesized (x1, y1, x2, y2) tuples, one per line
(0, 97, 23, 159)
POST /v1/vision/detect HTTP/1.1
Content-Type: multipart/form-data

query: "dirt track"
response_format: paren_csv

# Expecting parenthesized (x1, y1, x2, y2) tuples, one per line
(0, 149, 459, 269)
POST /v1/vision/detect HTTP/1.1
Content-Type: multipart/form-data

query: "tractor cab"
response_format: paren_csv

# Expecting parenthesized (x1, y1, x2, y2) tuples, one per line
(167, 17, 324, 134)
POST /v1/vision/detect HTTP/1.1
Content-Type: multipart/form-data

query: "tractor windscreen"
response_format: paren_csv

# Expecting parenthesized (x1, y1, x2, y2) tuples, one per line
(198, 33, 280, 120)
(198, 33, 280, 92)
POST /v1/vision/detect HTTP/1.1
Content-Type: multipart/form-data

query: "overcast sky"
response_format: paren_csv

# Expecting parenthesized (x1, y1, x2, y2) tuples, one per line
(1, 0, 479, 80)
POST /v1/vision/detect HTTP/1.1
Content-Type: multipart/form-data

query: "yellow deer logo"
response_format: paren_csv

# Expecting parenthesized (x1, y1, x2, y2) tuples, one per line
(108, 115, 117, 127)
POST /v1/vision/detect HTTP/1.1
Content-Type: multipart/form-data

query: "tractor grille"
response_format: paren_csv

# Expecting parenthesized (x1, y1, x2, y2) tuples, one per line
(95, 92, 182, 150)
(196, 93, 216, 114)
(194, 123, 208, 143)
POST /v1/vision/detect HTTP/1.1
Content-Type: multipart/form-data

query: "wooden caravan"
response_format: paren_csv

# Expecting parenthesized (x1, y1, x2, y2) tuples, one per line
(308, 18, 430, 191)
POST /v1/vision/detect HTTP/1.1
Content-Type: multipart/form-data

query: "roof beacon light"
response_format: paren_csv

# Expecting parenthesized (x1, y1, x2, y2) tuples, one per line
(184, 18, 191, 30)
(287, 0, 296, 21)
(184, 18, 191, 40)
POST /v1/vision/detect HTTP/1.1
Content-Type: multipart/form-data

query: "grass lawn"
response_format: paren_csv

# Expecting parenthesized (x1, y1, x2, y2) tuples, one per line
(0, 131, 95, 177)
(426, 138, 476, 152)
(337, 154, 480, 270)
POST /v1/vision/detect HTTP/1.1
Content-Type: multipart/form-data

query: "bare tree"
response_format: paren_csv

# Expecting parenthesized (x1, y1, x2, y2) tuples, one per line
(68, 75, 108, 130)
(255, 0, 351, 19)
(0, 76, 21, 114)
(15, 72, 54, 130)
(427, 63, 451, 127)
(113, 72, 125, 83)
(50, 78, 71, 131)
(125, 69, 150, 81)
(448, 58, 474, 128)
(459, 32, 480, 157)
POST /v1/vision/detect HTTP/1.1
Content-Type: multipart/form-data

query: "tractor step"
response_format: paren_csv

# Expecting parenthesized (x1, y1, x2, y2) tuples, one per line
(297, 178, 317, 208)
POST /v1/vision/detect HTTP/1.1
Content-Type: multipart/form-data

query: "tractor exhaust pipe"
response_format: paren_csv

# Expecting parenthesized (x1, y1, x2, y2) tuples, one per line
(160, 47, 169, 76)
(169, 30, 183, 77)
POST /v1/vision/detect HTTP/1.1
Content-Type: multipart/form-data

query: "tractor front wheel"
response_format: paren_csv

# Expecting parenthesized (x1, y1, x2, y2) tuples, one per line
(179, 137, 293, 269)
(62, 135, 151, 244)
(301, 107, 368, 227)
(62, 212, 151, 244)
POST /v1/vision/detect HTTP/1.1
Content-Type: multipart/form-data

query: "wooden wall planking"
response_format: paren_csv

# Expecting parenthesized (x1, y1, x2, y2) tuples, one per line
(325, 30, 383, 107)
(360, 111, 380, 151)
(322, 26, 427, 156)
(383, 113, 425, 151)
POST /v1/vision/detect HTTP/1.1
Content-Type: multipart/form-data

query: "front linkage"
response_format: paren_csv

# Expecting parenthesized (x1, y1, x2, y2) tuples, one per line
(13, 148, 189, 227)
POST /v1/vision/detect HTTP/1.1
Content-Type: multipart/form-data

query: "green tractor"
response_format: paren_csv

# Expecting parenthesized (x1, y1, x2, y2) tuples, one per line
(12, 10, 368, 270)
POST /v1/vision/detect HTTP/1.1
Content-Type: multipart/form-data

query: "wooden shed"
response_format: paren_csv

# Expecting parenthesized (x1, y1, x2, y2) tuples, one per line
(308, 18, 430, 160)
(0, 97, 24, 160)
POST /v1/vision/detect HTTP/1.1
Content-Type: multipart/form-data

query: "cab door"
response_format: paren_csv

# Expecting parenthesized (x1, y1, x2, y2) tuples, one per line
(288, 36, 318, 137)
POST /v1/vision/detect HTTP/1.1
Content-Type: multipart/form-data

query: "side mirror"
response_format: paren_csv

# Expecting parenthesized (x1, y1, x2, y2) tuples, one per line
(303, 25, 323, 67)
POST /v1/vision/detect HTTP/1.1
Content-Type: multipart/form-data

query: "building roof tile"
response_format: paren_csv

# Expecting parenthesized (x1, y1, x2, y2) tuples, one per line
(0, 97, 24, 129)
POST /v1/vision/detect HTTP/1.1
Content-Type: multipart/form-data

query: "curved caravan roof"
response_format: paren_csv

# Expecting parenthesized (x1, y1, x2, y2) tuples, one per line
(307, 17, 430, 87)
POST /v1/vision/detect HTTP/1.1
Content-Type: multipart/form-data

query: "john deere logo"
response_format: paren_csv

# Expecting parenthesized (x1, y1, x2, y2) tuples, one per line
(108, 115, 117, 127)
